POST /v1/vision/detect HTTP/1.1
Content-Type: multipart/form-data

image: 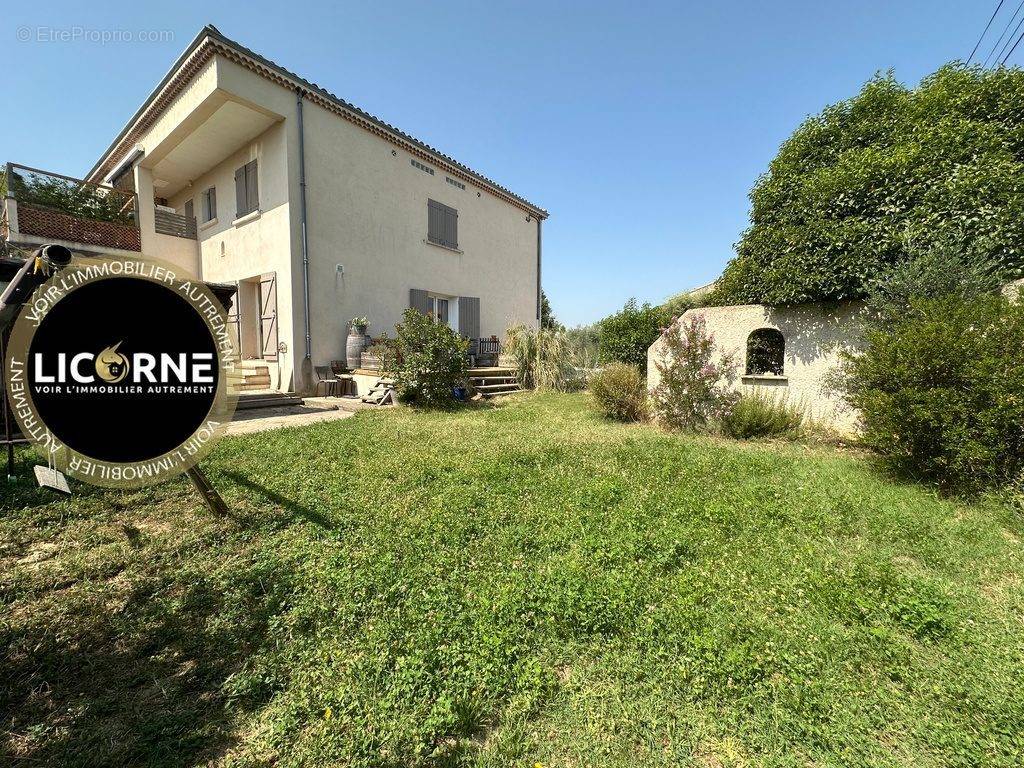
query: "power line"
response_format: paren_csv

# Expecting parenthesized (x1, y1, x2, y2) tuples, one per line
(969, 0, 1006, 62)
(983, 0, 1024, 66)
(994, 11, 1024, 65)
(1000, 26, 1024, 64)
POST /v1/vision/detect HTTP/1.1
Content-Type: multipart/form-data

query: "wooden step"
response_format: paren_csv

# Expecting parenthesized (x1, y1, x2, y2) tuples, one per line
(471, 377, 518, 385)
(474, 382, 521, 391)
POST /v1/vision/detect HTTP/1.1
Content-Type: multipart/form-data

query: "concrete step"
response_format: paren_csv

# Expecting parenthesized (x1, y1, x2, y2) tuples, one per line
(234, 392, 305, 411)
(229, 382, 275, 393)
(235, 359, 272, 370)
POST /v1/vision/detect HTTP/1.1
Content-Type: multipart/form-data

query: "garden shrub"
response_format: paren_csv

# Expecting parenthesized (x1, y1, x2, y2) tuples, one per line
(865, 236, 1003, 328)
(651, 313, 739, 431)
(597, 298, 670, 372)
(588, 363, 648, 422)
(8, 168, 134, 224)
(386, 309, 468, 406)
(720, 390, 804, 439)
(843, 293, 1024, 492)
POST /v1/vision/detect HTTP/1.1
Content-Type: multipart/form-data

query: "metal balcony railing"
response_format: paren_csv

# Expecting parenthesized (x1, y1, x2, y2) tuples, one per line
(3, 162, 141, 251)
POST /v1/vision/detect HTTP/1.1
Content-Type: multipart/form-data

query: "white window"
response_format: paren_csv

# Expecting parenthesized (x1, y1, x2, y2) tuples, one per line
(427, 294, 459, 331)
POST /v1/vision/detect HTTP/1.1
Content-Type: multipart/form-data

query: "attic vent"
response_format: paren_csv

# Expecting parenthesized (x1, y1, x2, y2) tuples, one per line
(411, 159, 434, 175)
(445, 176, 466, 190)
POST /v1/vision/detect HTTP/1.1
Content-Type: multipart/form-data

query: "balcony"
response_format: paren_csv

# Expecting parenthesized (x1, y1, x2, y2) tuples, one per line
(2, 163, 141, 253)
(154, 207, 198, 239)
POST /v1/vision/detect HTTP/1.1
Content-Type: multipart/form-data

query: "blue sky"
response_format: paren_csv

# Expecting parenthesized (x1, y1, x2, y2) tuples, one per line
(2, 1, 1002, 326)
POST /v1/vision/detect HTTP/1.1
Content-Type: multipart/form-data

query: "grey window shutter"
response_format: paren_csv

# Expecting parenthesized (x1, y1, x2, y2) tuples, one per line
(446, 206, 458, 249)
(234, 166, 246, 216)
(183, 198, 194, 220)
(458, 296, 480, 339)
(410, 288, 430, 315)
(427, 200, 441, 244)
(427, 200, 457, 248)
(208, 187, 217, 220)
(246, 160, 259, 214)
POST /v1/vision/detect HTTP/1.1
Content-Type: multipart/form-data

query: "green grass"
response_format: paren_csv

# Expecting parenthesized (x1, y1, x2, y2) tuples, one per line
(2, 392, 1023, 767)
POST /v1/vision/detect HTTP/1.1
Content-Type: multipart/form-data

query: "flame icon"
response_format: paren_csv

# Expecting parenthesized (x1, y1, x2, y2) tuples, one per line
(95, 342, 129, 383)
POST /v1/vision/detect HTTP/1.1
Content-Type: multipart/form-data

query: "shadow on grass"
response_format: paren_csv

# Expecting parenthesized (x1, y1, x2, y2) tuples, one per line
(220, 470, 332, 529)
(1, 546, 291, 766)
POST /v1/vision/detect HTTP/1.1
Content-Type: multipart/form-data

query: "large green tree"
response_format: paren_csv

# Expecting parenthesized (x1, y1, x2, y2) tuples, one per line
(712, 65, 1024, 305)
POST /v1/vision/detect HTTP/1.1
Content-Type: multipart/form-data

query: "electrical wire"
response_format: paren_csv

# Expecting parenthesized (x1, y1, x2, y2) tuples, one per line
(983, 0, 1024, 67)
(995, 12, 1024, 65)
(969, 0, 1006, 62)
(1000, 26, 1024, 64)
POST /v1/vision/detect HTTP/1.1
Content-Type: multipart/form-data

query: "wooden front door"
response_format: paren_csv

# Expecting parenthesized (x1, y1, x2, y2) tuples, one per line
(259, 272, 278, 361)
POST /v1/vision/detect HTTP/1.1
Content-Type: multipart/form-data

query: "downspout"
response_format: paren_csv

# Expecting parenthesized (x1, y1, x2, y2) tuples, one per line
(536, 216, 543, 325)
(296, 88, 313, 377)
(535, 215, 543, 388)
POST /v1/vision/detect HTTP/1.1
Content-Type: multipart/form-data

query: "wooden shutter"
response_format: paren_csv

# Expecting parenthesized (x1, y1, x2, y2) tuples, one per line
(427, 200, 458, 248)
(183, 198, 194, 220)
(246, 160, 259, 214)
(427, 200, 442, 245)
(234, 166, 246, 216)
(458, 296, 480, 339)
(446, 206, 458, 249)
(410, 288, 430, 315)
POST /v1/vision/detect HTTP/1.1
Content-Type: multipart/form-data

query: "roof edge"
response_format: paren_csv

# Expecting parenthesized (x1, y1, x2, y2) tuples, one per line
(87, 25, 548, 218)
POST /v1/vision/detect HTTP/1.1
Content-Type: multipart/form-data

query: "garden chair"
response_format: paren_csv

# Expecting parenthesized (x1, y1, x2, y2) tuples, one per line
(314, 366, 340, 396)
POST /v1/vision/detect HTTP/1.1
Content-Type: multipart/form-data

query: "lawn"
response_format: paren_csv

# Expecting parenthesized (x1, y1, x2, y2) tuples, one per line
(2, 392, 1023, 767)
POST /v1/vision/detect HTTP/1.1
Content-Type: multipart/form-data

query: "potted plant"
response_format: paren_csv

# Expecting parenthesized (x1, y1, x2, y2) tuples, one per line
(346, 316, 371, 369)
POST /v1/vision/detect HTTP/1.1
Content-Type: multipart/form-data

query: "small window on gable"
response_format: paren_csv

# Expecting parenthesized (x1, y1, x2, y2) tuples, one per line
(746, 328, 785, 375)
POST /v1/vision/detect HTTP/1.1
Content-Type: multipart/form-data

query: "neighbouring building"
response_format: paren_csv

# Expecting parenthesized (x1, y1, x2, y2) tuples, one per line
(648, 301, 866, 432)
(3, 25, 546, 393)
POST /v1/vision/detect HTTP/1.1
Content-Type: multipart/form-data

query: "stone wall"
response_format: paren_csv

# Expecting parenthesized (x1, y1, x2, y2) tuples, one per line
(647, 301, 866, 433)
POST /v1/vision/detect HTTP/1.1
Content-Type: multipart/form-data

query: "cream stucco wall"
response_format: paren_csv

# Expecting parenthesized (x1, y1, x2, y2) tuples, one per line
(299, 95, 540, 369)
(648, 302, 865, 432)
(108, 50, 542, 393)
(164, 119, 297, 388)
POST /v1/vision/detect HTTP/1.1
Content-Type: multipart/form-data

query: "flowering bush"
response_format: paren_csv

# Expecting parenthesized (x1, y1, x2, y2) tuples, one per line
(651, 313, 739, 431)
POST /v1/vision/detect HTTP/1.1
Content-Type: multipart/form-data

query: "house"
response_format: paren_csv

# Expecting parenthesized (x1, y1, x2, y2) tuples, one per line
(648, 301, 866, 432)
(3, 25, 546, 393)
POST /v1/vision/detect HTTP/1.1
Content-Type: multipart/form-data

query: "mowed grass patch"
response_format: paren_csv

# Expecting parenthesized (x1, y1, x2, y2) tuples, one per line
(1, 392, 1022, 767)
